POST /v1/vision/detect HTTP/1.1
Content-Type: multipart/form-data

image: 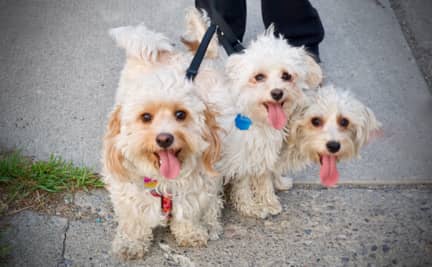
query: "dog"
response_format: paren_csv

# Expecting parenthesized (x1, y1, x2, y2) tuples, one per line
(182, 8, 323, 219)
(274, 85, 381, 187)
(102, 22, 223, 260)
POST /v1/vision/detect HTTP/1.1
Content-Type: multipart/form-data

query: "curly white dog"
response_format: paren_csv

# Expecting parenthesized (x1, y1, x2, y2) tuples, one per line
(102, 23, 223, 260)
(184, 8, 323, 219)
(275, 85, 381, 187)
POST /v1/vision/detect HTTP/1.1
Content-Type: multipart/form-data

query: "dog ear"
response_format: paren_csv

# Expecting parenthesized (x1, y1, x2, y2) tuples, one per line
(103, 105, 128, 181)
(287, 115, 305, 146)
(303, 54, 323, 89)
(109, 24, 174, 64)
(181, 8, 218, 58)
(356, 106, 382, 148)
(201, 105, 221, 176)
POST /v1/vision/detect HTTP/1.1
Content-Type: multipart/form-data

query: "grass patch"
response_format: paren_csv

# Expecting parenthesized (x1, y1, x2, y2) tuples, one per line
(0, 151, 104, 215)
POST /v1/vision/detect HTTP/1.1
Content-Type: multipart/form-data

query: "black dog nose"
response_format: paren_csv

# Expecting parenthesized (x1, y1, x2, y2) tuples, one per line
(156, 133, 174, 148)
(270, 89, 284, 101)
(326, 141, 341, 153)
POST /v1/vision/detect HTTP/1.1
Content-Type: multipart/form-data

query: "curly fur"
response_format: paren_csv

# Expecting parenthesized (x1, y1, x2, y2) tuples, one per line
(182, 8, 323, 219)
(103, 21, 224, 260)
(274, 85, 381, 180)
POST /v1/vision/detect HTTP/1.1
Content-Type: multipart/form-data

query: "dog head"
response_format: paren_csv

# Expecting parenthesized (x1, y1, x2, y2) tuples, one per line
(289, 85, 381, 187)
(103, 70, 220, 182)
(225, 28, 322, 130)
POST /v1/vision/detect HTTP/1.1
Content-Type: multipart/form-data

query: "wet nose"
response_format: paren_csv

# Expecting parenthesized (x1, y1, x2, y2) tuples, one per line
(156, 133, 174, 148)
(326, 141, 341, 153)
(270, 89, 284, 101)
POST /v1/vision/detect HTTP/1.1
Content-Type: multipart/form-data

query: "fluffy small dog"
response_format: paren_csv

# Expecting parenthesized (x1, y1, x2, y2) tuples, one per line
(183, 7, 323, 219)
(220, 33, 321, 219)
(102, 23, 223, 260)
(274, 85, 381, 186)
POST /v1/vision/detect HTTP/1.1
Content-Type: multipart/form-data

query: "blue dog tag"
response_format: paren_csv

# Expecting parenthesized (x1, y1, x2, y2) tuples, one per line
(235, 114, 252, 130)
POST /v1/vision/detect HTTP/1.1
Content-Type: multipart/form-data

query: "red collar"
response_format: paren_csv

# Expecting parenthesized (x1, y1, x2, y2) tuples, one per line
(143, 177, 172, 219)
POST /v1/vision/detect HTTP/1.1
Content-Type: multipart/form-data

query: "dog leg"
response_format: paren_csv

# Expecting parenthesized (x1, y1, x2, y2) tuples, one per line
(110, 191, 161, 260)
(273, 173, 294, 191)
(230, 176, 269, 219)
(112, 219, 153, 260)
(252, 172, 282, 216)
(170, 220, 209, 247)
(112, 226, 153, 260)
(201, 194, 223, 241)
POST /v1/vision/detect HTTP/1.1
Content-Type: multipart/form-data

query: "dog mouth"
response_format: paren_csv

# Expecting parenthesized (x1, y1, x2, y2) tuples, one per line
(153, 149, 182, 179)
(318, 153, 339, 187)
(263, 101, 286, 130)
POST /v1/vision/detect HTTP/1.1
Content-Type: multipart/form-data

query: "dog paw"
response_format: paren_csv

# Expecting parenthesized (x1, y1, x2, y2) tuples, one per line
(254, 209, 270, 219)
(236, 204, 269, 219)
(176, 232, 208, 247)
(112, 234, 149, 260)
(171, 221, 209, 247)
(266, 200, 283, 216)
(274, 175, 293, 191)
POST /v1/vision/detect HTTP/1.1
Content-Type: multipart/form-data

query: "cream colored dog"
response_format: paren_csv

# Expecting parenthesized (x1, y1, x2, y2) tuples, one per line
(181, 8, 323, 219)
(220, 33, 322, 219)
(275, 85, 381, 187)
(103, 23, 223, 260)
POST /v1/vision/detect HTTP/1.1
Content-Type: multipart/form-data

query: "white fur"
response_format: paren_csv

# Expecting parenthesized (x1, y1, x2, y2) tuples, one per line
(192, 20, 323, 218)
(109, 23, 173, 62)
(103, 22, 223, 260)
(274, 85, 381, 178)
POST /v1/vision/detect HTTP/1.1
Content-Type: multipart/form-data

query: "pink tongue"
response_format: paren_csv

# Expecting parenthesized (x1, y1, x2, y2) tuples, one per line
(266, 102, 287, 130)
(158, 150, 180, 179)
(319, 155, 339, 187)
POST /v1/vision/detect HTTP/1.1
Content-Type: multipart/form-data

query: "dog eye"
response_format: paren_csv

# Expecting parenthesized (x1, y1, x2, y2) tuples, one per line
(175, 110, 187, 121)
(254, 73, 266, 82)
(311, 117, 322, 127)
(141, 113, 152, 123)
(281, 72, 292, 81)
(339, 117, 350, 128)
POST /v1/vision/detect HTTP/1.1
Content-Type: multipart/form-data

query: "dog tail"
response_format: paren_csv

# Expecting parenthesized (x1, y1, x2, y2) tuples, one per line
(181, 7, 219, 59)
(109, 23, 174, 64)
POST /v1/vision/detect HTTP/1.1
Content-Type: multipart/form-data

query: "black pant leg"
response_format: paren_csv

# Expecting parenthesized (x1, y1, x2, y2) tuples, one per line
(261, 0, 324, 60)
(195, 0, 246, 42)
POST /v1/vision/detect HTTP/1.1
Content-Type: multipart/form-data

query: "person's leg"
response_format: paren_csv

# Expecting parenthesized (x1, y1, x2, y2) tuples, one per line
(261, 0, 324, 62)
(195, 0, 246, 42)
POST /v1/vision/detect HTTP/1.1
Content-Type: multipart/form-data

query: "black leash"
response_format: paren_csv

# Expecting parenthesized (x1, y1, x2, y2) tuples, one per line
(185, 23, 218, 81)
(185, 8, 245, 81)
(210, 9, 245, 55)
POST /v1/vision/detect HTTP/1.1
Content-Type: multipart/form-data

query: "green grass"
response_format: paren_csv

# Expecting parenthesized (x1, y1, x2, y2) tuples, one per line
(0, 151, 104, 210)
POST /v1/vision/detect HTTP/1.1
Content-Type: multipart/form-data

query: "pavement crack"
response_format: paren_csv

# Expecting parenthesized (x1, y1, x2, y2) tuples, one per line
(57, 219, 70, 267)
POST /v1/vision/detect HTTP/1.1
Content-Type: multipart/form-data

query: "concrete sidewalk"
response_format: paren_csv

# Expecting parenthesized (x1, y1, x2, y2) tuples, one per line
(2, 187, 431, 266)
(0, 0, 431, 184)
(1, 2, 432, 267)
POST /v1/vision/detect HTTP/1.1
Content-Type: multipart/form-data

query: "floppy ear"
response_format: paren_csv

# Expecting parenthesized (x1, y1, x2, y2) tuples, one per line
(103, 105, 128, 181)
(303, 54, 323, 89)
(356, 106, 382, 148)
(109, 23, 174, 64)
(201, 105, 221, 176)
(286, 114, 306, 146)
